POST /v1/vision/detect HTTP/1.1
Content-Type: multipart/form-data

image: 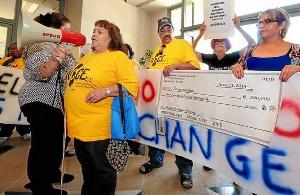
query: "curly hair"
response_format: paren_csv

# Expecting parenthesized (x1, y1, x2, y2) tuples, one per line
(34, 12, 70, 29)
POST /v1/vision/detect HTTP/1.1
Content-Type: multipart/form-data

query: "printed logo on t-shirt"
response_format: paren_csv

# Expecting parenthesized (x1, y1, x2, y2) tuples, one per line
(2, 58, 16, 67)
(210, 66, 230, 70)
(149, 45, 166, 67)
(67, 63, 92, 88)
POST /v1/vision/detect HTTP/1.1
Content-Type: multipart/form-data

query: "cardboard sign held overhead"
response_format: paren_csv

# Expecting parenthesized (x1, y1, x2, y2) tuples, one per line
(203, 0, 235, 39)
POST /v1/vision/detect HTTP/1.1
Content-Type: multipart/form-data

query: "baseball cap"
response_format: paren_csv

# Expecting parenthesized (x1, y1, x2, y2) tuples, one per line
(157, 17, 173, 31)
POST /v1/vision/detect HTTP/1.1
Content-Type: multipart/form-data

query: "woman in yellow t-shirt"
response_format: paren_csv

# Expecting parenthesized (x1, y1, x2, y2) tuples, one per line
(64, 20, 138, 195)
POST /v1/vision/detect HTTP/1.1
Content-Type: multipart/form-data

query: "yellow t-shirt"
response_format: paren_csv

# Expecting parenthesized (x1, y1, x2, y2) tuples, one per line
(0, 56, 25, 69)
(148, 39, 200, 70)
(64, 50, 139, 142)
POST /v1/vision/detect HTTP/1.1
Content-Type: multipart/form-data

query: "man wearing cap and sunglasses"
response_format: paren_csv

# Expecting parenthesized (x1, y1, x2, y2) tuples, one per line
(139, 17, 200, 189)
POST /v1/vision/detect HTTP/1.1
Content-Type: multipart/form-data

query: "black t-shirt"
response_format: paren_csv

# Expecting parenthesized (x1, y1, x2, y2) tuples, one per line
(201, 51, 240, 70)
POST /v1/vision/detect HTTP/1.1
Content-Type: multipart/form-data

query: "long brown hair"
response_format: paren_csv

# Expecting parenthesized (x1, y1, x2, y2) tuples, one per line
(94, 20, 125, 52)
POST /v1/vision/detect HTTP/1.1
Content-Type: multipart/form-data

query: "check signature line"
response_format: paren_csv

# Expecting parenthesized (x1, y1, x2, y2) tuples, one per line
(210, 117, 272, 133)
(157, 114, 271, 145)
(192, 92, 242, 100)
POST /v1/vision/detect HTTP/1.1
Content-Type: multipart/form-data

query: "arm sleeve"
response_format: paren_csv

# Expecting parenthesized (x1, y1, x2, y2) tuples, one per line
(201, 53, 213, 66)
(290, 44, 300, 65)
(23, 43, 54, 81)
(237, 44, 257, 68)
(181, 40, 200, 69)
(116, 52, 139, 97)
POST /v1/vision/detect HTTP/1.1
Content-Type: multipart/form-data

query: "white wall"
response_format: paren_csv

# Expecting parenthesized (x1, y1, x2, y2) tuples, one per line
(65, 0, 83, 59)
(65, 0, 82, 33)
(80, 0, 151, 60)
(64, 0, 169, 60)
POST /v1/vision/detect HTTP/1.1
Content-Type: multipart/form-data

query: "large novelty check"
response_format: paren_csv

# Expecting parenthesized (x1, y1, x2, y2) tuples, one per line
(157, 70, 282, 145)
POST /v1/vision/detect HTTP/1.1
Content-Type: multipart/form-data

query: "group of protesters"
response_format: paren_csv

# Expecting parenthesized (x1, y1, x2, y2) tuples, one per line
(1, 6, 300, 195)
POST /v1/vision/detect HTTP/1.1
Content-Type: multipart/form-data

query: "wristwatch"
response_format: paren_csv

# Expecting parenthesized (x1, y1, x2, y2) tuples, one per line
(106, 88, 111, 96)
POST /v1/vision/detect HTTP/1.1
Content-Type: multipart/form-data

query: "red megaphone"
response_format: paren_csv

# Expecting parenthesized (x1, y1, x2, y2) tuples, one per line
(61, 31, 86, 46)
(17, 13, 86, 48)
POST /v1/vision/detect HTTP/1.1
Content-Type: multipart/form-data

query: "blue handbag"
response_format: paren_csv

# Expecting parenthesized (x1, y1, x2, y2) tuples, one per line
(110, 83, 140, 140)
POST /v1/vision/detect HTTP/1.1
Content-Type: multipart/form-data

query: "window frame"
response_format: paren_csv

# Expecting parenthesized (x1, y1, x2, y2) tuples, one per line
(169, 1, 300, 43)
(168, 2, 184, 39)
(0, 0, 66, 56)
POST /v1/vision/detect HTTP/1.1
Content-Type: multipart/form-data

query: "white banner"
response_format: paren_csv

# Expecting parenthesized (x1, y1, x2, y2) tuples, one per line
(0, 66, 27, 124)
(157, 70, 282, 145)
(3, 68, 300, 194)
(203, 0, 235, 39)
(135, 70, 300, 195)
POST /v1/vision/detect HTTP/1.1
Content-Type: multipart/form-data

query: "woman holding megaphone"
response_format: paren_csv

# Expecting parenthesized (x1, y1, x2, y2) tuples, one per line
(18, 12, 75, 195)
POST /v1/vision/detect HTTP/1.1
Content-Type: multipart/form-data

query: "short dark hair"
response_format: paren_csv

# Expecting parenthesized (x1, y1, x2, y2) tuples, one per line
(34, 12, 70, 29)
(94, 20, 125, 52)
(7, 42, 17, 51)
(124, 43, 134, 59)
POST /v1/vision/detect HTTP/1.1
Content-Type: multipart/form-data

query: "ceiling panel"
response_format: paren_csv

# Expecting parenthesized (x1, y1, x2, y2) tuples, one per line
(125, 0, 182, 12)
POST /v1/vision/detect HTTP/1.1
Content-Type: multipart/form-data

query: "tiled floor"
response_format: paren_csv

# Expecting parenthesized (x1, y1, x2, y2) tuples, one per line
(0, 135, 253, 195)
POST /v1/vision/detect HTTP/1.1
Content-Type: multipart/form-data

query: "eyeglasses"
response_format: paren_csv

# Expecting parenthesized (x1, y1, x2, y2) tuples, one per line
(215, 40, 225, 44)
(256, 19, 282, 27)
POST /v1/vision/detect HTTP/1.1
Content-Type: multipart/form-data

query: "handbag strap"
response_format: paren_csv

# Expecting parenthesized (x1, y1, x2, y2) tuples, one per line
(117, 83, 126, 138)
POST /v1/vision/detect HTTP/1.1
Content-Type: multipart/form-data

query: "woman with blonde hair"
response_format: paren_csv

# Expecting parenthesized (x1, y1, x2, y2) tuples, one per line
(231, 8, 300, 81)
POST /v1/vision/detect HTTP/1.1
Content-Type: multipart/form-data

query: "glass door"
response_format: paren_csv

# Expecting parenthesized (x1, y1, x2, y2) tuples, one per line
(0, 22, 13, 57)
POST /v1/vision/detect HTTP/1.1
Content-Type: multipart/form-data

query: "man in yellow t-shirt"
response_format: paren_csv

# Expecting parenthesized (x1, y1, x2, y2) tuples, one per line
(0, 43, 30, 144)
(139, 17, 200, 189)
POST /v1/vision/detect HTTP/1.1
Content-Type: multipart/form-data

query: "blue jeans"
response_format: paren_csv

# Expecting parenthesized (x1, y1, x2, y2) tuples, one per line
(148, 146, 193, 174)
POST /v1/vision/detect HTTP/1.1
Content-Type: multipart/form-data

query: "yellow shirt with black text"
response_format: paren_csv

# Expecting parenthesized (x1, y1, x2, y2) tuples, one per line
(64, 50, 138, 142)
(148, 39, 200, 70)
(0, 56, 25, 69)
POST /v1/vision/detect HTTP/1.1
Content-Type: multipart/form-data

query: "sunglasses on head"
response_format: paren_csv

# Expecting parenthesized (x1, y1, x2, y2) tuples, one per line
(215, 40, 225, 43)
